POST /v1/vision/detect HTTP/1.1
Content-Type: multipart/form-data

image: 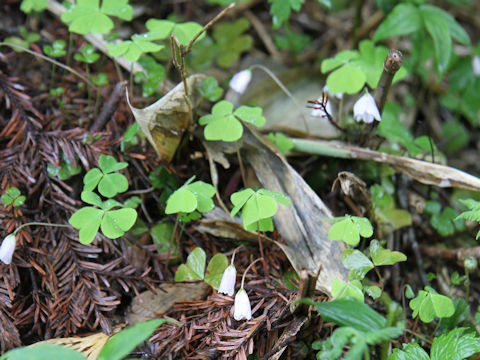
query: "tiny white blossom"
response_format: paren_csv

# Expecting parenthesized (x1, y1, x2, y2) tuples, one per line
(229, 69, 252, 94)
(472, 56, 480, 76)
(218, 264, 236, 296)
(0, 234, 16, 265)
(234, 288, 252, 321)
(353, 92, 381, 123)
(310, 97, 333, 118)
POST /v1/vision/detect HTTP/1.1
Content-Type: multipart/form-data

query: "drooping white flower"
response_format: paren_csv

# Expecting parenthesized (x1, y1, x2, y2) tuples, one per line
(472, 56, 480, 76)
(229, 69, 252, 94)
(234, 288, 252, 320)
(218, 264, 236, 296)
(0, 234, 16, 265)
(353, 92, 381, 123)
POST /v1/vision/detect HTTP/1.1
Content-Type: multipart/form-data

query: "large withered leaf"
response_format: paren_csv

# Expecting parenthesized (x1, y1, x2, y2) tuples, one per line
(126, 75, 205, 162)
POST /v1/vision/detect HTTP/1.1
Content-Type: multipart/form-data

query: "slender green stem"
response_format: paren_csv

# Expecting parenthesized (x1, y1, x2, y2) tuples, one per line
(86, 64, 91, 105)
(94, 88, 101, 118)
(284, 20, 298, 64)
(352, 0, 364, 48)
(236, 142, 247, 187)
(240, 258, 263, 289)
(66, 32, 73, 68)
(14, 222, 70, 235)
(465, 269, 470, 303)
(165, 214, 180, 272)
(50, 63, 57, 91)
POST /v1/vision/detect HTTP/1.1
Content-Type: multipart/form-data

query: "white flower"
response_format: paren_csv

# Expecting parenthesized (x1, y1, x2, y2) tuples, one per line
(234, 288, 252, 321)
(0, 234, 16, 265)
(472, 56, 480, 76)
(353, 92, 381, 123)
(229, 69, 252, 94)
(310, 97, 333, 118)
(218, 264, 236, 296)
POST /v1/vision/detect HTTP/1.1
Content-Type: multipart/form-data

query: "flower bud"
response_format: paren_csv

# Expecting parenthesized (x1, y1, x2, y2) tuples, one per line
(218, 264, 237, 296)
(0, 234, 16, 265)
(464, 256, 478, 271)
(234, 288, 252, 321)
(353, 92, 381, 123)
(229, 69, 252, 94)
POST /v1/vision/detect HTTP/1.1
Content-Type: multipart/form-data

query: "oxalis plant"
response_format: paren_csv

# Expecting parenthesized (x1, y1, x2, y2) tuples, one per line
(69, 154, 137, 244)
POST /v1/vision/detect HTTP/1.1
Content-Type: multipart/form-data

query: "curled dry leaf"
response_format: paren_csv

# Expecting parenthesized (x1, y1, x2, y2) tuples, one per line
(126, 75, 205, 162)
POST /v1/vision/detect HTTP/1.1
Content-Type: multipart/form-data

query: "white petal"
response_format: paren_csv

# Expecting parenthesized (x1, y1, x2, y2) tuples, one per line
(229, 69, 252, 94)
(0, 234, 16, 265)
(234, 288, 252, 320)
(218, 265, 236, 296)
(353, 93, 381, 123)
(310, 97, 333, 118)
(472, 56, 480, 76)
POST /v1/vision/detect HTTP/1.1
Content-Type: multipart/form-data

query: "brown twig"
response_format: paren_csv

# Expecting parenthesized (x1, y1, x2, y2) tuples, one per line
(90, 81, 126, 132)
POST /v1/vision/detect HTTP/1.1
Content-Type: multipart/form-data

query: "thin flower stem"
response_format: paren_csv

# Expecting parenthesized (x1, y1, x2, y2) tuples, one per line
(236, 142, 247, 187)
(14, 222, 71, 235)
(240, 258, 263, 289)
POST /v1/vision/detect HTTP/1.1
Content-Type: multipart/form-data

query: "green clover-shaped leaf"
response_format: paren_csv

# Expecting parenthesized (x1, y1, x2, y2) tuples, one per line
(326, 64, 366, 94)
(370, 240, 407, 266)
(83, 155, 129, 197)
(98, 155, 128, 173)
(233, 106, 266, 127)
(204, 253, 229, 289)
(69, 206, 104, 244)
(165, 186, 197, 214)
(80, 190, 103, 207)
(145, 19, 204, 46)
(100, 0, 132, 21)
(61, 0, 114, 35)
(74, 44, 100, 64)
(145, 19, 175, 39)
(101, 208, 137, 238)
(165, 177, 215, 215)
(186, 181, 216, 213)
(174, 247, 206, 281)
(106, 35, 164, 62)
(230, 188, 289, 231)
(240, 191, 277, 229)
(83, 168, 103, 192)
(20, 0, 47, 13)
(98, 173, 129, 198)
(199, 100, 243, 141)
(213, 18, 253, 68)
(1, 187, 25, 207)
(331, 278, 364, 302)
(150, 222, 178, 256)
(267, 132, 294, 153)
(173, 22, 205, 46)
(342, 249, 374, 281)
(410, 288, 454, 323)
(43, 40, 66, 58)
(197, 77, 223, 102)
(328, 216, 373, 246)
